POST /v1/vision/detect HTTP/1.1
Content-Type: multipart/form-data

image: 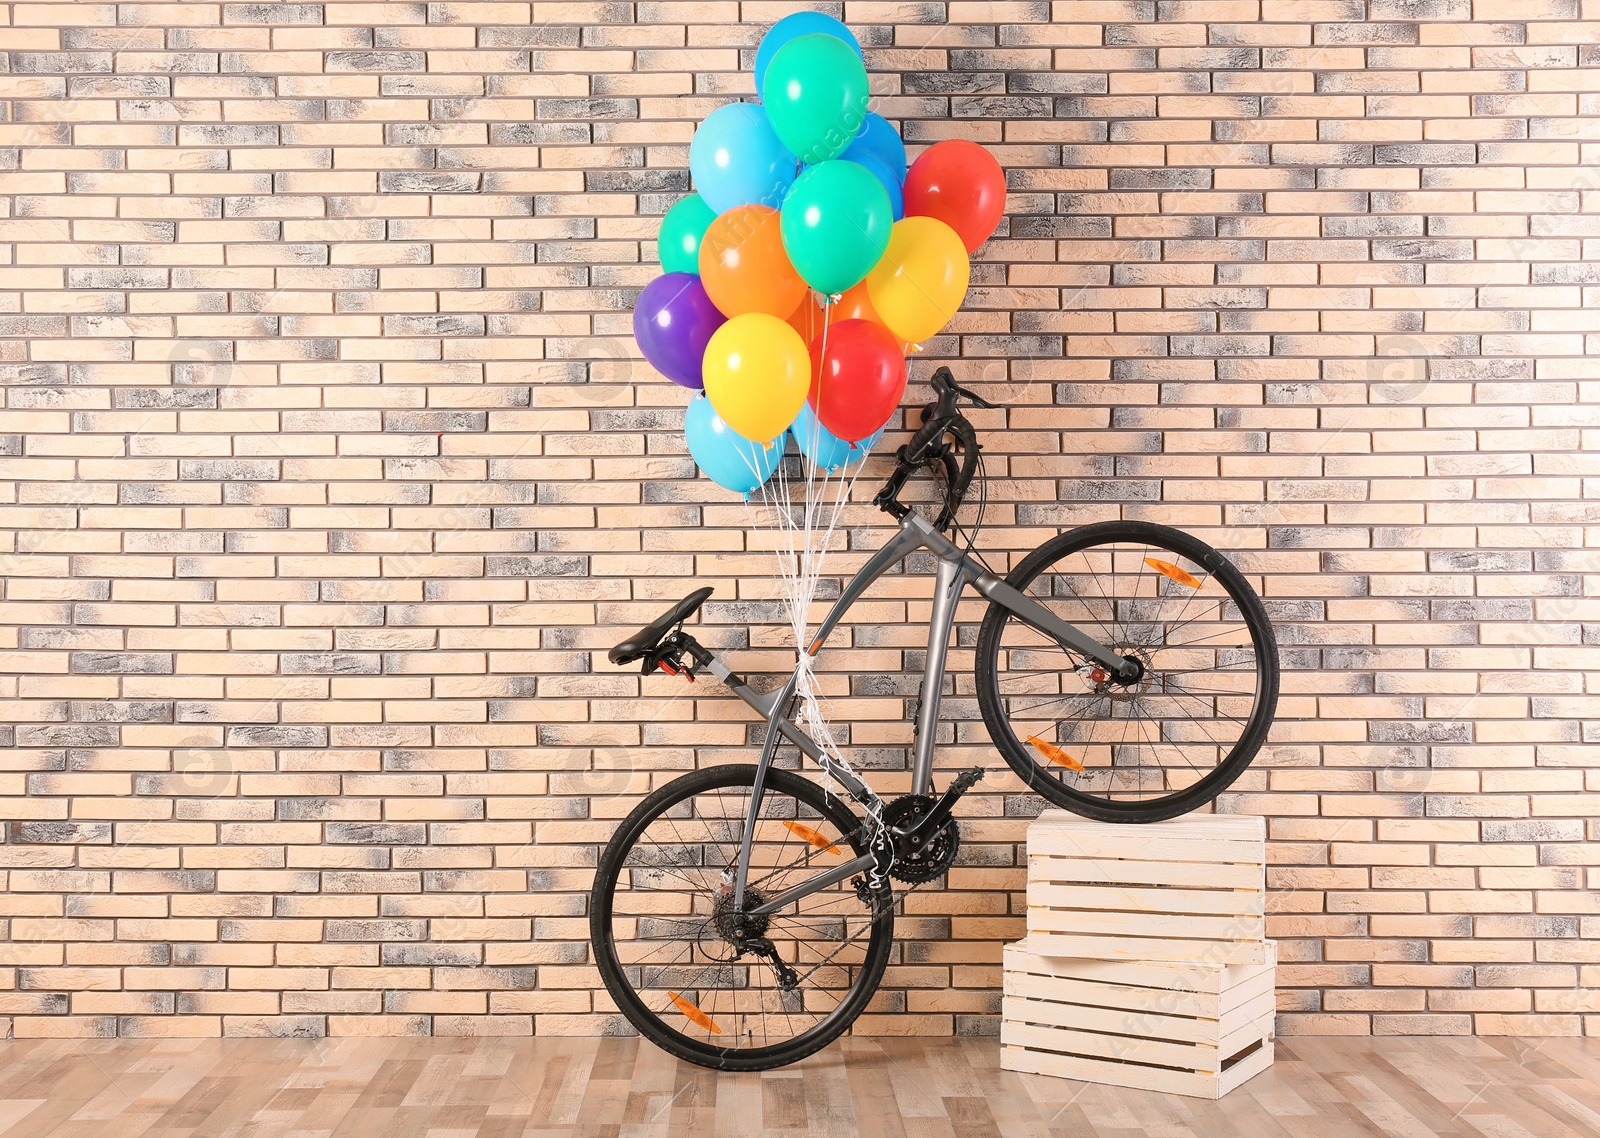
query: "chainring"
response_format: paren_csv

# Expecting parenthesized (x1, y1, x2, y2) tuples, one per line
(883, 794, 961, 884)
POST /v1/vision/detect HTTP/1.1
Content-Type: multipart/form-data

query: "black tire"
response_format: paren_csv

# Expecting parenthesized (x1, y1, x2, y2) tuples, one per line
(590, 764, 894, 1071)
(976, 520, 1279, 822)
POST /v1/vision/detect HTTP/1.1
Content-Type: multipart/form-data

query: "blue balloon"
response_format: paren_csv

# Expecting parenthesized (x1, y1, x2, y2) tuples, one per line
(791, 402, 882, 472)
(685, 393, 785, 495)
(840, 147, 903, 220)
(851, 113, 907, 185)
(754, 13, 863, 92)
(689, 103, 797, 215)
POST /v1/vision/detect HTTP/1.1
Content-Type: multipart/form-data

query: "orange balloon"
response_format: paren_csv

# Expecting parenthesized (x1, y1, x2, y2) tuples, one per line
(831, 281, 914, 355)
(833, 280, 879, 323)
(787, 294, 826, 342)
(698, 204, 808, 319)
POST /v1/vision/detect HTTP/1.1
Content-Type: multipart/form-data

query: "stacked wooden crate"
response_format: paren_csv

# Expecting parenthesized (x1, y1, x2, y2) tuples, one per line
(1001, 811, 1276, 1099)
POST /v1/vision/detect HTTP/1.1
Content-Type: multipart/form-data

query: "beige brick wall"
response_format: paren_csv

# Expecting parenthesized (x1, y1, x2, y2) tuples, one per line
(0, 0, 1596, 1040)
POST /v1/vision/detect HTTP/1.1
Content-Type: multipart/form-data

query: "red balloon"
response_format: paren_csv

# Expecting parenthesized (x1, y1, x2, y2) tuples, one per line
(808, 319, 906, 443)
(902, 139, 1006, 254)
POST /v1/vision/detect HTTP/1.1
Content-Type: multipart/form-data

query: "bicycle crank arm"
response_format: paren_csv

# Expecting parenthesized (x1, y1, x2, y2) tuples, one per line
(891, 767, 984, 857)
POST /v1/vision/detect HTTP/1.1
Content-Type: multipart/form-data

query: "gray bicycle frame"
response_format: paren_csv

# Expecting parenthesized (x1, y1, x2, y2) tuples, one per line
(706, 510, 1133, 916)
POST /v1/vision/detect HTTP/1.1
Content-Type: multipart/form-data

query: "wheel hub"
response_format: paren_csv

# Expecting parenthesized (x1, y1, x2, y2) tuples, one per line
(1080, 645, 1153, 701)
(712, 886, 770, 944)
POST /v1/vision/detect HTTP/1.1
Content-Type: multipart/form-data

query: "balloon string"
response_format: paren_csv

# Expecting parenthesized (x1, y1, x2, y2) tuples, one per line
(741, 301, 887, 895)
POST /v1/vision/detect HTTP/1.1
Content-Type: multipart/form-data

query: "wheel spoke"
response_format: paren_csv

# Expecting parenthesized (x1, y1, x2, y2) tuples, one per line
(1154, 598, 1231, 641)
(1072, 549, 1129, 649)
(1165, 625, 1257, 648)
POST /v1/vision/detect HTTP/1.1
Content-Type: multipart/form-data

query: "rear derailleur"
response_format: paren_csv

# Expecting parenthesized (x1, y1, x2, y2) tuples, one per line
(741, 937, 800, 991)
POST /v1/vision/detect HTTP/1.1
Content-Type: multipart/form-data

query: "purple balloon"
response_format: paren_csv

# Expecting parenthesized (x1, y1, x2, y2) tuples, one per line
(633, 272, 725, 389)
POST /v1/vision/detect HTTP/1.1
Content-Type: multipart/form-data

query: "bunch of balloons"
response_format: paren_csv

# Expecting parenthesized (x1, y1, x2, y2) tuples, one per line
(632, 12, 1007, 495)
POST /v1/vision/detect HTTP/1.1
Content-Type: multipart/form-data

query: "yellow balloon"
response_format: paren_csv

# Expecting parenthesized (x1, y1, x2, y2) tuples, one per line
(701, 312, 810, 442)
(864, 216, 971, 345)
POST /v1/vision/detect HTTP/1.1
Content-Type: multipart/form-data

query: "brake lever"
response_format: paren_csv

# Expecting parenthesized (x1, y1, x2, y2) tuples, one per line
(951, 382, 996, 409)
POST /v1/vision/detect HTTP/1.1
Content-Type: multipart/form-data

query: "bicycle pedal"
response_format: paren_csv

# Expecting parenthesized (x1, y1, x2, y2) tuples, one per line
(950, 766, 986, 795)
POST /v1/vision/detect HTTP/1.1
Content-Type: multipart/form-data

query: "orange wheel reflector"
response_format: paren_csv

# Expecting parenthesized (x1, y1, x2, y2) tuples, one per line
(668, 991, 721, 1035)
(1145, 557, 1202, 589)
(782, 820, 840, 855)
(1027, 736, 1084, 772)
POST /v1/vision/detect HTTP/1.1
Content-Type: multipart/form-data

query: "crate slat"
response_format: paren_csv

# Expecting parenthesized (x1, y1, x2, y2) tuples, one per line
(1002, 1033, 1276, 1100)
(1031, 880, 1264, 917)
(1029, 853, 1262, 891)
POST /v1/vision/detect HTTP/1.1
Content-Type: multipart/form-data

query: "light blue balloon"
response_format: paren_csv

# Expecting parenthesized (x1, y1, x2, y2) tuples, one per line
(791, 402, 883, 472)
(754, 12, 863, 92)
(840, 146, 903, 220)
(689, 103, 797, 215)
(685, 394, 785, 495)
(851, 112, 906, 185)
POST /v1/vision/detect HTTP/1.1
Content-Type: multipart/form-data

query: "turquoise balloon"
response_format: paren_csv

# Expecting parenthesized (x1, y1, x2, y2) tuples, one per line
(852, 113, 907, 184)
(685, 393, 784, 496)
(754, 12, 862, 91)
(761, 33, 870, 165)
(657, 194, 716, 274)
(792, 402, 882, 472)
(779, 160, 892, 295)
(689, 103, 797, 215)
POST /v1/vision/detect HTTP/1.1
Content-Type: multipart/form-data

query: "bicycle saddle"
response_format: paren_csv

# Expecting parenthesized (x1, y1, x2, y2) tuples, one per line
(608, 587, 714, 665)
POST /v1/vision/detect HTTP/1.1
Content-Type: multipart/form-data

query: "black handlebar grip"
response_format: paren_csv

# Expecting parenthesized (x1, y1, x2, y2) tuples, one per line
(904, 410, 948, 465)
(935, 416, 981, 529)
(948, 417, 980, 501)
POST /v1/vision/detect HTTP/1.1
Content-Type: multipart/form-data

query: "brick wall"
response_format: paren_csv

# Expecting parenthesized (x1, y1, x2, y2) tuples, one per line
(1, 1, 1596, 1041)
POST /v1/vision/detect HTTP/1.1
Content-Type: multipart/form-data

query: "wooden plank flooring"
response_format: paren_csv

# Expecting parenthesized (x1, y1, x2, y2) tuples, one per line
(0, 1035, 1596, 1137)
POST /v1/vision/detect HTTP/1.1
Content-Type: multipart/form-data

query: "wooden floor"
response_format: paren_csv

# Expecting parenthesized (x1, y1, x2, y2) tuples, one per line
(0, 1034, 1597, 1137)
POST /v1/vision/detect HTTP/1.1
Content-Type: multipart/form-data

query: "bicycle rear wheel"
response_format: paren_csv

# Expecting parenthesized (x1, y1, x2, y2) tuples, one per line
(590, 764, 893, 1070)
(975, 520, 1278, 822)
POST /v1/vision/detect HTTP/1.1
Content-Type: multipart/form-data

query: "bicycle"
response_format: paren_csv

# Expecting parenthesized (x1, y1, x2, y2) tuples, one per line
(590, 368, 1280, 1070)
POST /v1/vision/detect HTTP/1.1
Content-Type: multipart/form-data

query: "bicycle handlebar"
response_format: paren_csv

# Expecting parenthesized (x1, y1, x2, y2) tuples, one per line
(874, 368, 994, 529)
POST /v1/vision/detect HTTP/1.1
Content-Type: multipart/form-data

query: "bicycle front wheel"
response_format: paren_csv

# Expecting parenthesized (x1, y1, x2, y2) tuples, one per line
(590, 764, 894, 1071)
(976, 520, 1279, 822)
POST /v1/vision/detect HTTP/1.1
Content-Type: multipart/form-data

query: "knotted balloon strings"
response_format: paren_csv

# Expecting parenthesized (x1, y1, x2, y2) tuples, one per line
(738, 296, 888, 894)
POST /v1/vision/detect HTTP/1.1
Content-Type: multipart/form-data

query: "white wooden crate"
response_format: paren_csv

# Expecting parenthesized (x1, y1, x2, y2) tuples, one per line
(1001, 942, 1277, 1100)
(1026, 811, 1268, 965)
